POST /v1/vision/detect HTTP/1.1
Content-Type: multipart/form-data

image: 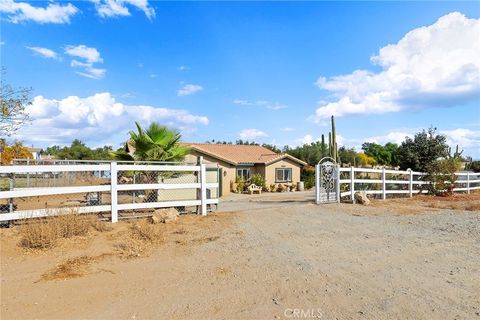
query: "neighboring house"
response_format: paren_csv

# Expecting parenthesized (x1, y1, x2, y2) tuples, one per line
(26, 148, 42, 160)
(185, 143, 307, 196)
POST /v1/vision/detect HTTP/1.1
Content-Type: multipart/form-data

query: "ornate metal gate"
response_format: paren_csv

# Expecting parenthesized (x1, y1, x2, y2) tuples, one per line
(315, 157, 340, 204)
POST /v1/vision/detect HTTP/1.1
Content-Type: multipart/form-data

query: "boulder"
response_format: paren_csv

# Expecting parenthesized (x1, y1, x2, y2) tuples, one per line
(150, 208, 179, 224)
(354, 191, 370, 205)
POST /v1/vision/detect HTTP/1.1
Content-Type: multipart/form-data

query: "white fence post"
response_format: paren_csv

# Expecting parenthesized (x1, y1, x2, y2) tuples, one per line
(382, 168, 386, 200)
(409, 169, 413, 198)
(467, 172, 470, 194)
(336, 165, 341, 203)
(110, 162, 118, 223)
(315, 164, 320, 204)
(350, 166, 355, 203)
(200, 162, 207, 216)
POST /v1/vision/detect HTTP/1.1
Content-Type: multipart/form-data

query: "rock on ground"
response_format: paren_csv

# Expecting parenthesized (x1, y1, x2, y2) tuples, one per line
(355, 191, 370, 205)
(150, 208, 179, 224)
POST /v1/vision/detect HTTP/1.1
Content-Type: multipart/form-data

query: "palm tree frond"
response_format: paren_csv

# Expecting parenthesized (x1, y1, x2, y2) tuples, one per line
(111, 150, 135, 161)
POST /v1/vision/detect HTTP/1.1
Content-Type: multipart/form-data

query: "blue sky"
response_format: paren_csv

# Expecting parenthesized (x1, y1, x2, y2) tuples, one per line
(1, 1, 479, 158)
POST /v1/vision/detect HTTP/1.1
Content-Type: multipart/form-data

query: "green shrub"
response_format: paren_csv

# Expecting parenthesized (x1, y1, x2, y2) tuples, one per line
(250, 173, 265, 187)
(301, 169, 315, 189)
(424, 158, 460, 196)
(235, 175, 245, 193)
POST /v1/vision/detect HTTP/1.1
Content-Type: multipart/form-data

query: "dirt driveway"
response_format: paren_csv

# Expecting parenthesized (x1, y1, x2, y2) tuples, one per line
(1, 194, 479, 319)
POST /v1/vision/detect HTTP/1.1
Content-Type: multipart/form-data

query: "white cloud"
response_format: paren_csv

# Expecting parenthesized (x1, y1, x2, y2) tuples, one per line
(0, 0, 78, 24)
(363, 131, 413, 145)
(441, 128, 480, 150)
(93, 0, 155, 20)
(65, 45, 105, 79)
(178, 65, 190, 71)
(26, 46, 58, 60)
(70, 59, 106, 79)
(65, 45, 102, 63)
(18, 92, 209, 146)
(299, 134, 315, 145)
(177, 84, 203, 96)
(311, 12, 480, 123)
(282, 127, 295, 132)
(76, 67, 107, 80)
(233, 99, 288, 110)
(239, 129, 268, 140)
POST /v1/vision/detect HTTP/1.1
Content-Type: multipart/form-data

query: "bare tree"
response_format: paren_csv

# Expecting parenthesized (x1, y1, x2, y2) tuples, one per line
(0, 68, 32, 136)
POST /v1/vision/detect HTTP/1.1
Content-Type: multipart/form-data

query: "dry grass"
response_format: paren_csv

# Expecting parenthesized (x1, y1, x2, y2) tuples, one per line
(18, 210, 96, 249)
(91, 220, 114, 232)
(172, 227, 188, 235)
(41, 253, 112, 281)
(465, 203, 480, 211)
(115, 220, 164, 259)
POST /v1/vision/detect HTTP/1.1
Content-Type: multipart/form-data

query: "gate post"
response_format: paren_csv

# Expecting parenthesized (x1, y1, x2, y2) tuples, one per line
(110, 162, 118, 223)
(336, 165, 341, 203)
(200, 162, 207, 216)
(467, 172, 470, 194)
(382, 168, 386, 200)
(315, 164, 320, 204)
(408, 169, 413, 197)
(350, 166, 355, 203)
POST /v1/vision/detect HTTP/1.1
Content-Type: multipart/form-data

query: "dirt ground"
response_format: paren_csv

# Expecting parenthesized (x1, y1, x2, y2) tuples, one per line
(1, 193, 479, 319)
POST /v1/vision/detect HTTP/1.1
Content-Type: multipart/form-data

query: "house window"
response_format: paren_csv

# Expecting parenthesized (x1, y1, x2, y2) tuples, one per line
(236, 168, 250, 181)
(275, 168, 292, 182)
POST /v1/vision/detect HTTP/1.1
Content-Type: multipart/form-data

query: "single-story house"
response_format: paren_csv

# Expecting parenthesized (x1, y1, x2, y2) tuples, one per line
(26, 147, 42, 160)
(185, 143, 307, 196)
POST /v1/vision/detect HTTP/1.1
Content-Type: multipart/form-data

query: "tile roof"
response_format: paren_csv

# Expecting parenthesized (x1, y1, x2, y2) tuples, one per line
(186, 143, 307, 166)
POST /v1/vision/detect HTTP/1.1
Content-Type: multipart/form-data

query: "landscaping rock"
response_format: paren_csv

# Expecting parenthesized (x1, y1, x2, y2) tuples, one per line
(354, 191, 370, 205)
(150, 208, 179, 224)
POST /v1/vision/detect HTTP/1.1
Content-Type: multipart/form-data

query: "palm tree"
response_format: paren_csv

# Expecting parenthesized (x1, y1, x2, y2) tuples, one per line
(113, 122, 189, 162)
(112, 122, 190, 202)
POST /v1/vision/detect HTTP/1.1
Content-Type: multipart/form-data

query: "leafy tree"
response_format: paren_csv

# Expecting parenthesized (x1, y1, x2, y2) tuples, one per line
(465, 161, 480, 172)
(0, 141, 32, 165)
(292, 142, 319, 165)
(424, 158, 460, 196)
(397, 128, 449, 171)
(361, 142, 399, 166)
(338, 147, 357, 166)
(384, 142, 400, 167)
(301, 167, 315, 189)
(112, 122, 189, 162)
(57, 139, 93, 160)
(356, 153, 376, 167)
(45, 145, 61, 156)
(235, 139, 258, 146)
(0, 70, 32, 136)
(261, 143, 281, 153)
(45, 140, 114, 160)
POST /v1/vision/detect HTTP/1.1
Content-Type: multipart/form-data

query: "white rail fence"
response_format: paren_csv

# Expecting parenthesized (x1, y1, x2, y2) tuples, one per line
(337, 167, 480, 202)
(0, 162, 219, 222)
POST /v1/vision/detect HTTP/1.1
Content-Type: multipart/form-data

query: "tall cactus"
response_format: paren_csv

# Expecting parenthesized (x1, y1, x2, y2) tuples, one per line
(448, 144, 464, 160)
(328, 132, 332, 158)
(321, 134, 326, 158)
(331, 115, 338, 162)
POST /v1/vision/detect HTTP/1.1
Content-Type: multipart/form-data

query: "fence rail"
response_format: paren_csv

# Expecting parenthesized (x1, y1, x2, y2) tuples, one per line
(0, 161, 219, 222)
(337, 167, 480, 201)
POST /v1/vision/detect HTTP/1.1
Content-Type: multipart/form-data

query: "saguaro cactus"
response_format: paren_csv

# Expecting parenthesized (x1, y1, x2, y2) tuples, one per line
(448, 144, 464, 160)
(321, 134, 326, 158)
(331, 115, 338, 162)
(328, 132, 332, 158)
